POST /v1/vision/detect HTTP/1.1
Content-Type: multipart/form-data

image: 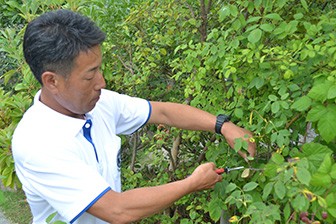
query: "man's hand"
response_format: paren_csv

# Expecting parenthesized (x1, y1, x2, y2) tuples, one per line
(221, 122, 256, 162)
(187, 162, 223, 192)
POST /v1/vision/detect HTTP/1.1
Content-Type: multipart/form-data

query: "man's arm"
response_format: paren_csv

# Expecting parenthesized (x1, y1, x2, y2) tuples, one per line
(148, 101, 256, 158)
(87, 162, 221, 224)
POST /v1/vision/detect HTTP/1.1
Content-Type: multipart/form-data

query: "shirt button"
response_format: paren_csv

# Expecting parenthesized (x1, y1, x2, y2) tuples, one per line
(85, 123, 91, 128)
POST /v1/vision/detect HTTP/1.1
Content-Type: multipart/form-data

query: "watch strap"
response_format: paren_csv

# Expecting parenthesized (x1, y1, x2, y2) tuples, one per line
(215, 114, 231, 135)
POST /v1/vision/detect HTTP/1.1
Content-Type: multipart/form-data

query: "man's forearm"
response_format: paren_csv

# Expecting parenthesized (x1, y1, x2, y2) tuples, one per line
(148, 101, 256, 158)
(148, 102, 217, 132)
(87, 163, 221, 223)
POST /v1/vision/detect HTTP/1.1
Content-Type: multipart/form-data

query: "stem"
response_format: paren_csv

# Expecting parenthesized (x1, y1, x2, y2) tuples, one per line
(299, 122, 311, 152)
(196, 134, 217, 164)
(285, 211, 295, 224)
(311, 182, 336, 221)
(130, 131, 139, 172)
(285, 113, 301, 130)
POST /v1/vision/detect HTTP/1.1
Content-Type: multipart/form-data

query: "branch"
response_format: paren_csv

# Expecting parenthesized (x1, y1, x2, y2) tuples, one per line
(169, 131, 182, 172)
(206, 0, 212, 14)
(184, 2, 196, 20)
(130, 131, 139, 172)
(196, 134, 217, 164)
(116, 54, 134, 75)
(285, 113, 301, 130)
(199, 0, 207, 43)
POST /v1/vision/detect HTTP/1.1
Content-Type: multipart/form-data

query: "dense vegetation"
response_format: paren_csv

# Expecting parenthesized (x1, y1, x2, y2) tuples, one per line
(0, 0, 335, 223)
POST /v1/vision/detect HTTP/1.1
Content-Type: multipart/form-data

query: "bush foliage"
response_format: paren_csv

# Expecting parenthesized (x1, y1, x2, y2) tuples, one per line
(0, 0, 335, 223)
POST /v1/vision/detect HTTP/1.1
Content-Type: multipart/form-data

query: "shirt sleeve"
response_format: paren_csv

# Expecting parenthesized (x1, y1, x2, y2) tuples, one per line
(99, 89, 152, 135)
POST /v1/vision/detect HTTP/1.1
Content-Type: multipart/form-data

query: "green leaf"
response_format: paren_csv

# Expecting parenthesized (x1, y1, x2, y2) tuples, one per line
(274, 181, 286, 199)
(226, 183, 237, 192)
(318, 104, 336, 143)
(262, 182, 274, 200)
(318, 154, 332, 174)
(310, 172, 331, 187)
(299, 143, 332, 171)
(268, 95, 277, 101)
(264, 163, 278, 178)
(188, 18, 196, 26)
(284, 203, 291, 220)
(328, 204, 336, 219)
(328, 86, 336, 99)
(271, 101, 280, 114)
(5, 1, 21, 9)
(280, 101, 289, 109)
(248, 29, 262, 44)
(288, 84, 300, 91)
(260, 24, 275, 32)
(307, 103, 327, 122)
(292, 194, 308, 211)
(159, 48, 167, 56)
(284, 69, 294, 79)
(271, 153, 284, 165)
(208, 198, 223, 221)
(3, 70, 16, 85)
(287, 187, 300, 197)
(276, 135, 285, 147)
(230, 5, 239, 17)
(294, 13, 304, 20)
(219, 6, 230, 22)
(233, 20, 241, 31)
(308, 81, 334, 102)
(296, 168, 311, 186)
(46, 212, 58, 223)
(265, 13, 283, 21)
(234, 137, 243, 152)
(234, 108, 244, 119)
(290, 96, 311, 112)
(330, 164, 336, 179)
(300, 0, 308, 11)
(243, 182, 258, 192)
(317, 195, 327, 209)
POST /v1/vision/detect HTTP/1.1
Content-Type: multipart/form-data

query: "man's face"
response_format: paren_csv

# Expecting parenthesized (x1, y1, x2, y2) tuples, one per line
(51, 45, 106, 118)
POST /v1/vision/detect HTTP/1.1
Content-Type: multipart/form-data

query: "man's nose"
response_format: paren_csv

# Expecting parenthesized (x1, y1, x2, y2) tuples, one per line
(95, 70, 106, 90)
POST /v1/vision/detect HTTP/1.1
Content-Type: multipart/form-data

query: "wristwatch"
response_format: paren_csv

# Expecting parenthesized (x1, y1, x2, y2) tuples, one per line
(215, 114, 231, 135)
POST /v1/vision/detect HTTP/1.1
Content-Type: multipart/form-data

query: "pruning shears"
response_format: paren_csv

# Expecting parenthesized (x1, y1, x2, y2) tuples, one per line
(214, 166, 245, 175)
(185, 166, 245, 178)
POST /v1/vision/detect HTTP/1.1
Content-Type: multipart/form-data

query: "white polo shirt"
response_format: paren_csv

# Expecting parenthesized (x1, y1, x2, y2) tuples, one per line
(12, 89, 151, 224)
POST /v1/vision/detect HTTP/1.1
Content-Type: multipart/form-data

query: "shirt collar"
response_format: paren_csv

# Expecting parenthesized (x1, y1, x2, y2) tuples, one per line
(33, 90, 88, 137)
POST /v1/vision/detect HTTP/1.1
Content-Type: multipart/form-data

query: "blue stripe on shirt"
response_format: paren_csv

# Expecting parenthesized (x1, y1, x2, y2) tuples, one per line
(70, 186, 111, 223)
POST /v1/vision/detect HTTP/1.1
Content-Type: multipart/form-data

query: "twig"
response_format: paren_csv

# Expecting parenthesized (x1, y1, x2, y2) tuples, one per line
(299, 122, 311, 152)
(184, 2, 196, 20)
(285, 113, 301, 130)
(196, 134, 217, 164)
(285, 211, 296, 224)
(130, 131, 139, 172)
(206, 0, 212, 14)
(116, 54, 134, 75)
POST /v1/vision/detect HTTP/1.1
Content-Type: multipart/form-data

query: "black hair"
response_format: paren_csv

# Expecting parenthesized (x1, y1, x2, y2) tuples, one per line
(23, 9, 106, 85)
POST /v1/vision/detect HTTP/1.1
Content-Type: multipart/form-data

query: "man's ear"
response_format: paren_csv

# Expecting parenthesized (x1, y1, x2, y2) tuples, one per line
(41, 72, 60, 93)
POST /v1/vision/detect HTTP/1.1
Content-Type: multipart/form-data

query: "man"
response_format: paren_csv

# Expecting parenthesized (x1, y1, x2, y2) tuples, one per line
(12, 9, 256, 224)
